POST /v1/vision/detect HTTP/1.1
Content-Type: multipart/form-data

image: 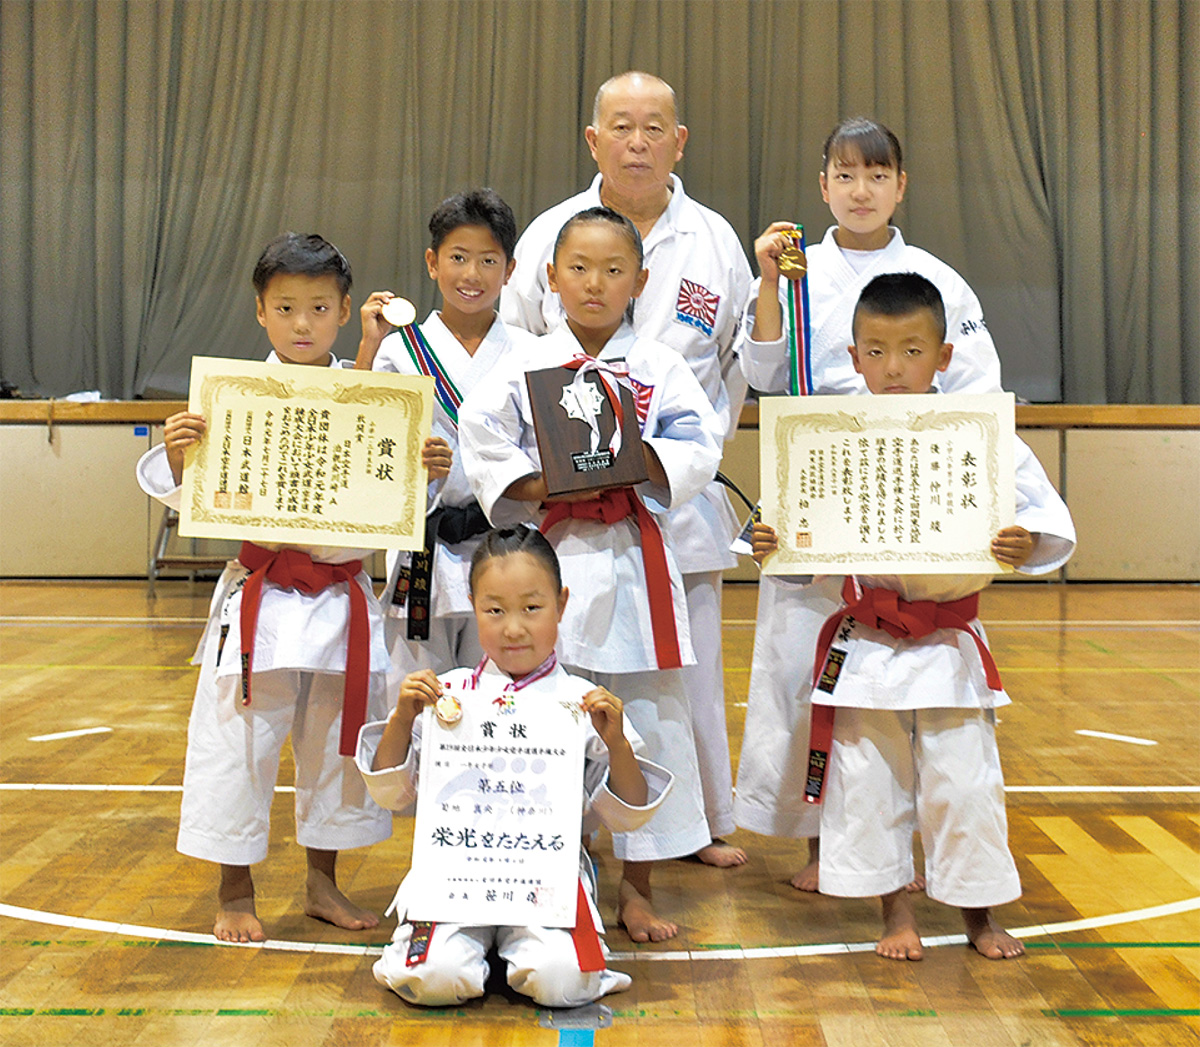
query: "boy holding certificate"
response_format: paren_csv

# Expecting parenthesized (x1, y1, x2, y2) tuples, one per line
(137, 234, 440, 943)
(752, 274, 1075, 961)
(357, 527, 673, 1008)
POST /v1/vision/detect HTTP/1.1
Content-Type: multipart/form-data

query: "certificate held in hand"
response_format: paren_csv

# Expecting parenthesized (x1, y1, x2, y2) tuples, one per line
(525, 362, 648, 497)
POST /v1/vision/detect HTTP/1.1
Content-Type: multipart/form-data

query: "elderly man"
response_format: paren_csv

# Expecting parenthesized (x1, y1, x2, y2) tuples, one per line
(502, 71, 753, 942)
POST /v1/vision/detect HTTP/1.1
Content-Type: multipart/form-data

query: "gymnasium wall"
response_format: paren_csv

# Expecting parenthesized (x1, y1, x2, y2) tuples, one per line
(1, 0, 1196, 405)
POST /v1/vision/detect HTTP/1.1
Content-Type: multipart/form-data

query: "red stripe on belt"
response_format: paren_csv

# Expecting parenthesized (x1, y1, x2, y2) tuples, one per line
(804, 577, 1002, 804)
(237, 542, 369, 756)
(540, 487, 682, 670)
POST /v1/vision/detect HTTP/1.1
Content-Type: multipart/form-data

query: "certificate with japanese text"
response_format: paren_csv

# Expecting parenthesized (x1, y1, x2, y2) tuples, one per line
(406, 681, 587, 928)
(179, 357, 433, 549)
(760, 393, 1015, 575)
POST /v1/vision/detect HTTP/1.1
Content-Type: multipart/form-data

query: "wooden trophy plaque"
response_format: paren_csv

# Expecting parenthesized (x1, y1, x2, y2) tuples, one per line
(525, 365, 649, 497)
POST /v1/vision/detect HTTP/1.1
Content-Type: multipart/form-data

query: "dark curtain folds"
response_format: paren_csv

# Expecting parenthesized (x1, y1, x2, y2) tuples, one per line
(0, 0, 1194, 403)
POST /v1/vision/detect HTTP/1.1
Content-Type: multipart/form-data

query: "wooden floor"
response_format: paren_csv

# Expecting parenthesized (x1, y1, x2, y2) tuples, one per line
(1, 578, 1197, 1046)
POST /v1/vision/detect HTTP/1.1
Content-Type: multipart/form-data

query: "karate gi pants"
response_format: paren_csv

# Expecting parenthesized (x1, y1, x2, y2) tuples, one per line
(817, 705, 1021, 908)
(679, 570, 735, 839)
(177, 665, 392, 866)
(573, 666, 710, 862)
(374, 921, 630, 1008)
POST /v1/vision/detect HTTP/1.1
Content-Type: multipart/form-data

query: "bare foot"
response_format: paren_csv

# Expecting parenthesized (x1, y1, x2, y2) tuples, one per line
(617, 877, 678, 943)
(963, 907, 1025, 959)
(906, 874, 927, 893)
(305, 865, 380, 931)
(877, 889, 923, 961)
(214, 894, 266, 943)
(693, 839, 747, 867)
(789, 838, 821, 892)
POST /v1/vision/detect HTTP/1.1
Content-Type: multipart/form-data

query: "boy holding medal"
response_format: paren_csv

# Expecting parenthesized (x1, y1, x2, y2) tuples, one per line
(356, 189, 538, 677)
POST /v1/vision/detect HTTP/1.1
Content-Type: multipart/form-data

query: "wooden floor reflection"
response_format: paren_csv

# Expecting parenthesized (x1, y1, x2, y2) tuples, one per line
(1, 579, 1197, 1046)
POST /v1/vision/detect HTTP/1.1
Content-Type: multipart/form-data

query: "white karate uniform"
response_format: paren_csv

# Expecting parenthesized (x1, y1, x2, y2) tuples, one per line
(737, 225, 1003, 398)
(136, 352, 392, 865)
(356, 660, 675, 1008)
(807, 438, 1076, 906)
(458, 322, 719, 859)
(372, 311, 537, 676)
(733, 227, 1006, 841)
(502, 174, 754, 837)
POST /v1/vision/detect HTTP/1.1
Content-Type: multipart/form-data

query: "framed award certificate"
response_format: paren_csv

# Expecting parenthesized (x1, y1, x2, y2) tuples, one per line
(179, 357, 434, 550)
(760, 392, 1016, 575)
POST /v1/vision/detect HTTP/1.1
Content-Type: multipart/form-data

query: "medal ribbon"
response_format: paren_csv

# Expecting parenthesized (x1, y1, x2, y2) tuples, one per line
(541, 488, 682, 670)
(236, 543, 370, 757)
(784, 225, 814, 397)
(467, 652, 559, 692)
(398, 322, 462, 426)
(803, 577, 1001, 804)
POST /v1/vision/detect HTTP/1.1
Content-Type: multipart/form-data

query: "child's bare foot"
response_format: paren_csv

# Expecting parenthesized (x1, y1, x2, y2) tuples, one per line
(963, 907, 1025, 959)
(214, 895, 266, 943)
(617, 877, 678, 943)
(877, 889, 923, 961)
(305, 865, 379, 930)
(216, 864, 265, 942)
(788, 837, 821, 892)
(693, 839, 747, 867)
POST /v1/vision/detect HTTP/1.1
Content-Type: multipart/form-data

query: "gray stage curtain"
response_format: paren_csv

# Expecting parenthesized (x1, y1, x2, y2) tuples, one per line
(0, 0, 1194, 403)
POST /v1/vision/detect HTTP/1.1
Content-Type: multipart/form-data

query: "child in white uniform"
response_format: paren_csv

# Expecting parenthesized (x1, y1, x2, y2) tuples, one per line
(752, 273, 1075, 960)
(734, 118, 1006, 890)
(460, 207, 723, 942)
(136, 234, 442, 942)
(358, 527, 672, 1007)
(355, 189, 537, 677)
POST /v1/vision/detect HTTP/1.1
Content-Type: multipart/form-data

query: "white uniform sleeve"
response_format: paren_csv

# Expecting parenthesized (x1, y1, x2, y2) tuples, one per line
(1013, 438, 1076, 575)
(355, 718, 419, 812)
(937, 270, 1004, 395)
(736, 278, 792, 394)
(718, 246, 755, 435)
(458, 356, 543, 526)
(580, 717, 674, 833)
(640, 354, 724, 510)
(499, 228, 555, 336)
(136, 443, 183, 511)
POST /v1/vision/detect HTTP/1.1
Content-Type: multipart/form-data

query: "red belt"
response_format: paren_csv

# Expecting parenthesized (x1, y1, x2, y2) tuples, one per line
(237, 542, 369, 756)
(541, 487, 682, 670)
(804, 577, 1002, 804)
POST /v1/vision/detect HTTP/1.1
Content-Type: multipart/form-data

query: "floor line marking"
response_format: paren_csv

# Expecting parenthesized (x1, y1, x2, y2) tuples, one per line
(29, 727, 113, 743)
(2, 896, 1196, 964)
(1076, 729, 1158, 746)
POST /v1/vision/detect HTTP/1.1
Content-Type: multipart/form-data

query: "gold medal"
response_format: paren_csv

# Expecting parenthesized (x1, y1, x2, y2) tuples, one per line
(777, 230, 807, 279)
(381, 296, 417, 328)
(435, 691, 462, 726)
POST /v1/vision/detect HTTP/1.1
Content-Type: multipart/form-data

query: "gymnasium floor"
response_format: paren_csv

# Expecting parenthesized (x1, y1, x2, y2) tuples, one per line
(1, 578, 1197, 1046)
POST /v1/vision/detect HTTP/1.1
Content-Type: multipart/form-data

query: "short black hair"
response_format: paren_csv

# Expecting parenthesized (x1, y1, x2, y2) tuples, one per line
(552, 206, 644, 269)
(429, 188, 518, 260)
(823, 116, 903, 173)
(252, 233, 352, 297)
(469, 526, 562, 594)
(853, 272, 947, 343)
